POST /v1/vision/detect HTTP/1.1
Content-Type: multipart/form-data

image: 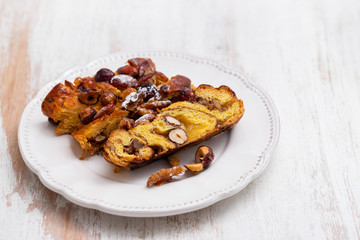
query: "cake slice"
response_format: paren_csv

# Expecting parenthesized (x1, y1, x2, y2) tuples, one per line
(103, 85, 244, 170)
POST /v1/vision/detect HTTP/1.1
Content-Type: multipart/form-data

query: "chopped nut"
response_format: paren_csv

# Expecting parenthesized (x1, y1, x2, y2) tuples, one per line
(163, 115, 181, 127)
(94, 104, 115, 120)
(78, 89, 100, 105)
(147, 166, 185, 187)
(134, 114, 156, 127)
(122, 87, 137, 99)
(169, 128, 187, 145)
(140, 100, 172, 110)
(89, 134, 107, 145)
(78, 107, 97, 125)
(195, 146, 214, 168)
(167, 155, 180, 167)
(137, 72, 169, 86)
(99, 92, 117, 106)
(136, 107, 156, 116)
(116, 65, 138, 77)
(138, 60, 156, 77)
(184, 163, 204, 173)
(118, 118, 135, 130)
(110, 75, 138, 90)
(94, 135, 106, 143)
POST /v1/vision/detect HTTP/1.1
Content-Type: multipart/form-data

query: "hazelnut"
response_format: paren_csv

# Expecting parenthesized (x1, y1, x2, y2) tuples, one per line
(94, 68, 115, 82)
(168, 128, 187, 145)
(94, 104, 115, 120)
(99, 92, 117, 106)
(163, 115, 181, 127)
(184, 163, 204, 173)
(195, 146, 214, 168)
(78, 89, 100, 105)
(78, 107, 97, 125)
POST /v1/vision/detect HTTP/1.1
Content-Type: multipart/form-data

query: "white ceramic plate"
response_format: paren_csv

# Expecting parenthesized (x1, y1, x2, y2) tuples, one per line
(18, 52, 280, 217)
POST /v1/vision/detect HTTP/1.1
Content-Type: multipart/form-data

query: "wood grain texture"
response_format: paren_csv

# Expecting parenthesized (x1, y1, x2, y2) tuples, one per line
(1, 0, 360, 239)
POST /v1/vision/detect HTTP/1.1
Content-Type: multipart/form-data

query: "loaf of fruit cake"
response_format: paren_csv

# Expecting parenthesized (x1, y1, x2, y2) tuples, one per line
(41, 57, 245, 165)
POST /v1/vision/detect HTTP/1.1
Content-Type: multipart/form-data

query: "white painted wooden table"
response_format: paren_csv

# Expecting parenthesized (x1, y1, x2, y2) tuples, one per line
(1, 0, 359, 239)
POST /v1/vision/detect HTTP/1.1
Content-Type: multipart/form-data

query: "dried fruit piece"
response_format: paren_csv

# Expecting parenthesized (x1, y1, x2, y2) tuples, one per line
(78, 107, 96, 125)
(184, 163, 204, 173)
(110, 75, 138, 90)
(134, 113, 156, 127)
(94, 104, 115, 120)
(169, 128, 187, 145)
(78, 89, 100, 105)
(167, 155, 180, 167)
(195, 146, 214, 168)
(147, 166, 185, 187)
(118, 118, 135, 130)
(95, 68, 115, 83)
(163, 115, 181, 126)
(99, 92, 117, 106)
(116, 65, 138, 77)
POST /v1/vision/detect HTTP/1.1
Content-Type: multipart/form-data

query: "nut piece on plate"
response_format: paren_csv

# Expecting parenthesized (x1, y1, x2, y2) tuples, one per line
(147, 166, 185, 187)
(167, 155, 180, 167)
(184, 163, 204, 173)
(195, 146, 214, 168)
(168, 128, 187, 144)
